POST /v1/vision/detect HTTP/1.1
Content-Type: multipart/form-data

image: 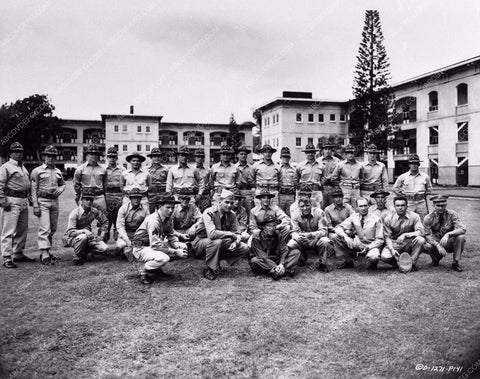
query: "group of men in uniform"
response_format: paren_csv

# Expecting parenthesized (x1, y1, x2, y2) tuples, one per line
(0, 140, 467, 284)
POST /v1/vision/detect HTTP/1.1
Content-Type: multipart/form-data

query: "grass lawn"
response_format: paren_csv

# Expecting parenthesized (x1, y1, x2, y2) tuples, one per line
(1, 182, 480, 378)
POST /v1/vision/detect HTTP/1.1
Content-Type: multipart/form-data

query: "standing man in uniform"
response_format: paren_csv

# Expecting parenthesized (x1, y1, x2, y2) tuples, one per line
(166, 146, 203, 201)
(328, 144, 362, 208)
(209, 145, 237, 206)
(105, 147, 125, 242)
(0, 142, 33, 268)
(194, 148, 211, 212)
(249, 215, 300, 280)
(424, 195, 466, 272)
(393, 154, 433, 221)
(192, 189, 250, 280)
(252, 144, 280, 207)
(121, 152, 150, 210)
(235, 144, 255, 217)
(74, 144, 107, 213)
(31, 145, 66, 265)
(115, 188, 149, 261)
(147, 147, 169, 214)
(360, 144, 389, 201)
(278, 147, 298, 217)
(318, 142, 340, 208)
(296, 143, 324, 207)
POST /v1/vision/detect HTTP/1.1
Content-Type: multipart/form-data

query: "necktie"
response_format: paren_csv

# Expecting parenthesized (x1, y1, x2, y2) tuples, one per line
(438, 213, 445, 231)
(221, 214, 227, 230)
(360, 216, 365, 228)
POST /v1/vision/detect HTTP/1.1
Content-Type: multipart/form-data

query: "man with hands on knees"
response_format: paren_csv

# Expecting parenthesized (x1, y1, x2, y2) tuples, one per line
(249, 214, 300, 280)
(131, 194, 188, 285)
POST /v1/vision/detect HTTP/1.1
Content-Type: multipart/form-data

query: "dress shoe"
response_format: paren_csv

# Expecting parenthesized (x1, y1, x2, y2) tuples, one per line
(336, 261, 354, 270)
(203, 268, 217, 280)
(317, 263, 331, 273)
(366, 261, 378, 270)
(452, 262, 463, 272)
(269, 271, 280, 281)
(286, 270, 295, 278)
(411, 264, 418, 272)
(13, 254, 35, 263)
(151, 268, 172, 277)
(140, 273, 153, 285)
(73, 260, 83, 266)
(3, 261, 17, 269)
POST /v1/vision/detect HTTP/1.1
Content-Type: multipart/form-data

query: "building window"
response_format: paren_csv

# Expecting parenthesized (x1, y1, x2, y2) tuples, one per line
(308, 113, 314, 123)
(296, 113, 303, 123)
(123, 145, 127, 152)
(146, 145, 150, 151)
(122, 125, 127, 132)
(330, 114, 336, 122)
(276, 114, 279, 123)
(340, 114, 346, 122)
(137, 125, 142, 133)
(114, 125, 119, 132)
(318, 114, 324, 123)
(457, 83, 468, 106)
(308, 137, 313, 145)
(296, 137, 302, 147)
(457, 122, 468, 142)
(429, 91, 438, 111)
(137, 144, 141, 151)
(429, 127, 438, 145)
(145, 126, 151, 133)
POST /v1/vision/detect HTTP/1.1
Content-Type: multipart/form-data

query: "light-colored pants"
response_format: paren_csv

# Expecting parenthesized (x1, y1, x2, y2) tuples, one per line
(37, 197, 59, 250)
(249, 249, 301, 274)
(1, 197, 28, 259)
(192, 237, 249, 271)
(331, 233, 379, 262)
(339, 184, 360, 208)
(132, 246, 170, 274)
(239, 189, 254, 218)
(367, 236, 425, 266)
(407, 200, 429, 222)
(68, 234, 108, 261)
(278, 194, 295, 217)
(287, 236, 330, 264)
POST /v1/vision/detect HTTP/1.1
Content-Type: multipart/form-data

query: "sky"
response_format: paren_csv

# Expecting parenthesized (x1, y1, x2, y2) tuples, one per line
(1, 0, 479, 124)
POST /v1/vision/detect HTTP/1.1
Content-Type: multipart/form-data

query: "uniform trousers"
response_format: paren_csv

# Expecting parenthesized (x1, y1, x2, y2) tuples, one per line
(132, 245, 170, 274)
(249, 249, 301, 274)
(287, 236, 330, 264)
(68, 234, 108, 261)
(424, 235, 466, 262)
(1, 197, 28, 260)
(37, 197, 59, 250)
(339, 184, 360, 208)
(407, 200, 429, 222)
(331, 233, 379, 263)
(192, 237, 249, 271)
(239, 189, 254, 217)
(367, 236, 425, 266)
(106, 193, 123, 238)
(278, 194, 295, 217)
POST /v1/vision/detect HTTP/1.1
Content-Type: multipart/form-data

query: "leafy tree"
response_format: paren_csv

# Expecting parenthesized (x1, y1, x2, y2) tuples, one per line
(0, 94, 59, 160)
(226, 113, 242, 153)
(350, 10, 393, 154)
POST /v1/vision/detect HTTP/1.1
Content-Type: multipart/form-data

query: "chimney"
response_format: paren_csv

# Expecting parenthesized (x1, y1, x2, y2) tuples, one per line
(130, 105, 134, 114)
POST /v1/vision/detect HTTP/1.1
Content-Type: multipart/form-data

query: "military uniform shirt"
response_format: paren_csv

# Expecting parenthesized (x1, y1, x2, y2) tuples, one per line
(291, 207, 328, 238)
(133, 212, 180, 252)
(106, 165, 125, 192)
(74, 162, 107, 196)
(324, 203, 353, 232)
(210, 162, 237, 190)
(369, 205, 394, 221)
(361, 161, 389, 188)
(236, 163, 255, 189)
(0, 158, 31, 205)
(383, 210, 424, 241)
(122, 168, 150, 193)
(30, 163, 66, 207)
(249, 204, 290, 234)
(173, 203, 202, 230)
(196, 165, 211, 194)
(296, 160, 323, 186)
(318, 155, 340, 185)
(252, 160, 280, 188)
(329, 159, 362, 186)
(116, 202, 149, 238)
(393, 171, 433, 196)
(233, 206, 248, 232)
(279, 164, 298, 188)
(148, 164, 169, 190)
(423, 210, 466, 244)
(166, 163, 203, 192)
(65, 206, 108, 239)
(196, 206, 240, 240)
(336, 212, 384, 248)
(250, 231, 288, 261)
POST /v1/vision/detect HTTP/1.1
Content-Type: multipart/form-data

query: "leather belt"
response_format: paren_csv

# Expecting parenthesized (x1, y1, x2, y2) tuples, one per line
(238, 183, 252, 190)
(149, 186, 166, 194)
(340, 182, 360, 189)
(106, 187, 122, 193)
(38, 191, 58, 199)
(361, 184, 382, 191)
(406, 194, 425, 201)
(173, 188, 196, 195)
(257, 185, 278, 191)
(301, 184, 322, 191)
(279, 187, 296, 195)
(4, 189, 28, 198)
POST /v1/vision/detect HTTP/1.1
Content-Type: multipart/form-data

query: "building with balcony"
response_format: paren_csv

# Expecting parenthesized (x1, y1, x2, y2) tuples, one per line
(388, 55, 480, 186)
(253, 91, 350, 164)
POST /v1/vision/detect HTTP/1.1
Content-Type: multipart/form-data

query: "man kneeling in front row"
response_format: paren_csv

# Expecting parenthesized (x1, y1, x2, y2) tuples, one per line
(131, 194, 188, 284)
(250, 214, 300, 280)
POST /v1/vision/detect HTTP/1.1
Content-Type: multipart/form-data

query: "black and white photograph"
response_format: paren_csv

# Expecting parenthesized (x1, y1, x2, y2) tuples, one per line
(1, 0, 479, 377)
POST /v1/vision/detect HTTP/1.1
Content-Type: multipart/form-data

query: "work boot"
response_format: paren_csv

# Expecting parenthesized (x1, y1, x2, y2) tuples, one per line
(3, 260, 17, 269)
(452, 262, 463, 272)
(317, 262, 331, 273)
(140, 273, 153, 285)
(40, 249, 52, 265)
(13, 253, 35, 263)
(203, 267, 217, 280)
(336, 260, 354, 270)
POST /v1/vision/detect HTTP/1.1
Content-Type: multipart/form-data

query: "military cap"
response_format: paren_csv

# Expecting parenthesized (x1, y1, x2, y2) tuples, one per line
(331, 187, 344, 197)
(81, 187, 97, 199)
(220, 189, 235, 199)
(258, 214, 281, 227)
(157, 193, 181, 205)
(84, 144, 103, 155)
(220, 145, 235, 155)
(125, 152, 146, 163)
(398, 252, 413, 273)
(321, 141, 337, 149)
(298, 184, 313, 196)
(430, 194, 449, 204)
(194, 148, 206, 156)
(232, 189, 244, 199)
(408, 154, 422, 163)
(236, 144, 251, 154)
(301, 143, 318, 153)
(370, 189, 390, 198)
(41, 145, 58, 156)
(177, 145, 190, 155)
(178, 194, 191, 200)
(147, 147, 162, 157)
(106, 147, 118, 157)
(343, 144, 356, 153)
(9, 142, 24, 152)
(128, 188, 144, 198)
(255, 189, 275, 199)
(365, 144, 381, 153)
(259, 144, 277, 153)
(280, 147, 291, 157)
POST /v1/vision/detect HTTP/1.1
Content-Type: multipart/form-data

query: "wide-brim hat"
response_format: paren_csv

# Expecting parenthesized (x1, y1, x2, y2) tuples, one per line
(177, 146, 190, 155)
(280, 147, 291, 157)
(194, 148, 206, 156)
(365, 144, 381, 153)
(370, 190, 390, 198)
(237, 144, 251, 154)
(84, 144, 103, 155)
(126, 153, 146, 163)
(258, 215, 282, 227)
(41, 145, 58, 156)
(259, 144, 277, 153)
(178, 194, 191, 200)
(220, 146, 235, 155)
(81, 187, 97, 199)
(157, 194, 181, 205)
(147, 147, 162, 157)
(343, 144, 356, 153)
(9, 142, 24, 152)
(408, 154, 422, 163)
(398, 252, 413, 273)
(331, 188, 344, 197)
(106, 147, 118, 157)
(128, 188, 144, 198)
(232, 190, 244, 199)
(255, 189, 275, 199)
(301, 143, 318, 153)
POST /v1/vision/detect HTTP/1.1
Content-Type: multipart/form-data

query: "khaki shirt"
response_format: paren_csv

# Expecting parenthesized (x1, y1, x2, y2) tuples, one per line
(291, 207, 328, 238)
(318, 155, 340, 185)
(148, 164, 169, 190)
(252, 160, 280, 188)
(65, 206, 108, 240)
(369, 205, 394, 221)
(236, 163, 255, 189)
(116, 202, 149, 239)
(233, 205, 248, 232)
(249, 204, 290, 234)
(173, 203, 202, 230)
(361, 161, 389, 188)
(74, 162, 107, 197)
(106, 165, 125, 192)
(210, 162, 237, 190)
(196, 206, 240, 240)
(196, 165, 211, 194)
(122, 168, 150, 193)
(279, 164, 298, 189)
(296, 160, 323, 186)
(383, 210, 423, 242)
(166, 163, 203, 193)
(393, 171, 433, 197)
(423, 209, 466, 244)
(329, 159, 362, 186)
(133, 212, 180, 252)
(0, 158, 31, 205)
(324, 203, 353, 232)
(250, 231, 288, 262)
(30, 163, 66, 207)
(335, 212, 384, 248)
